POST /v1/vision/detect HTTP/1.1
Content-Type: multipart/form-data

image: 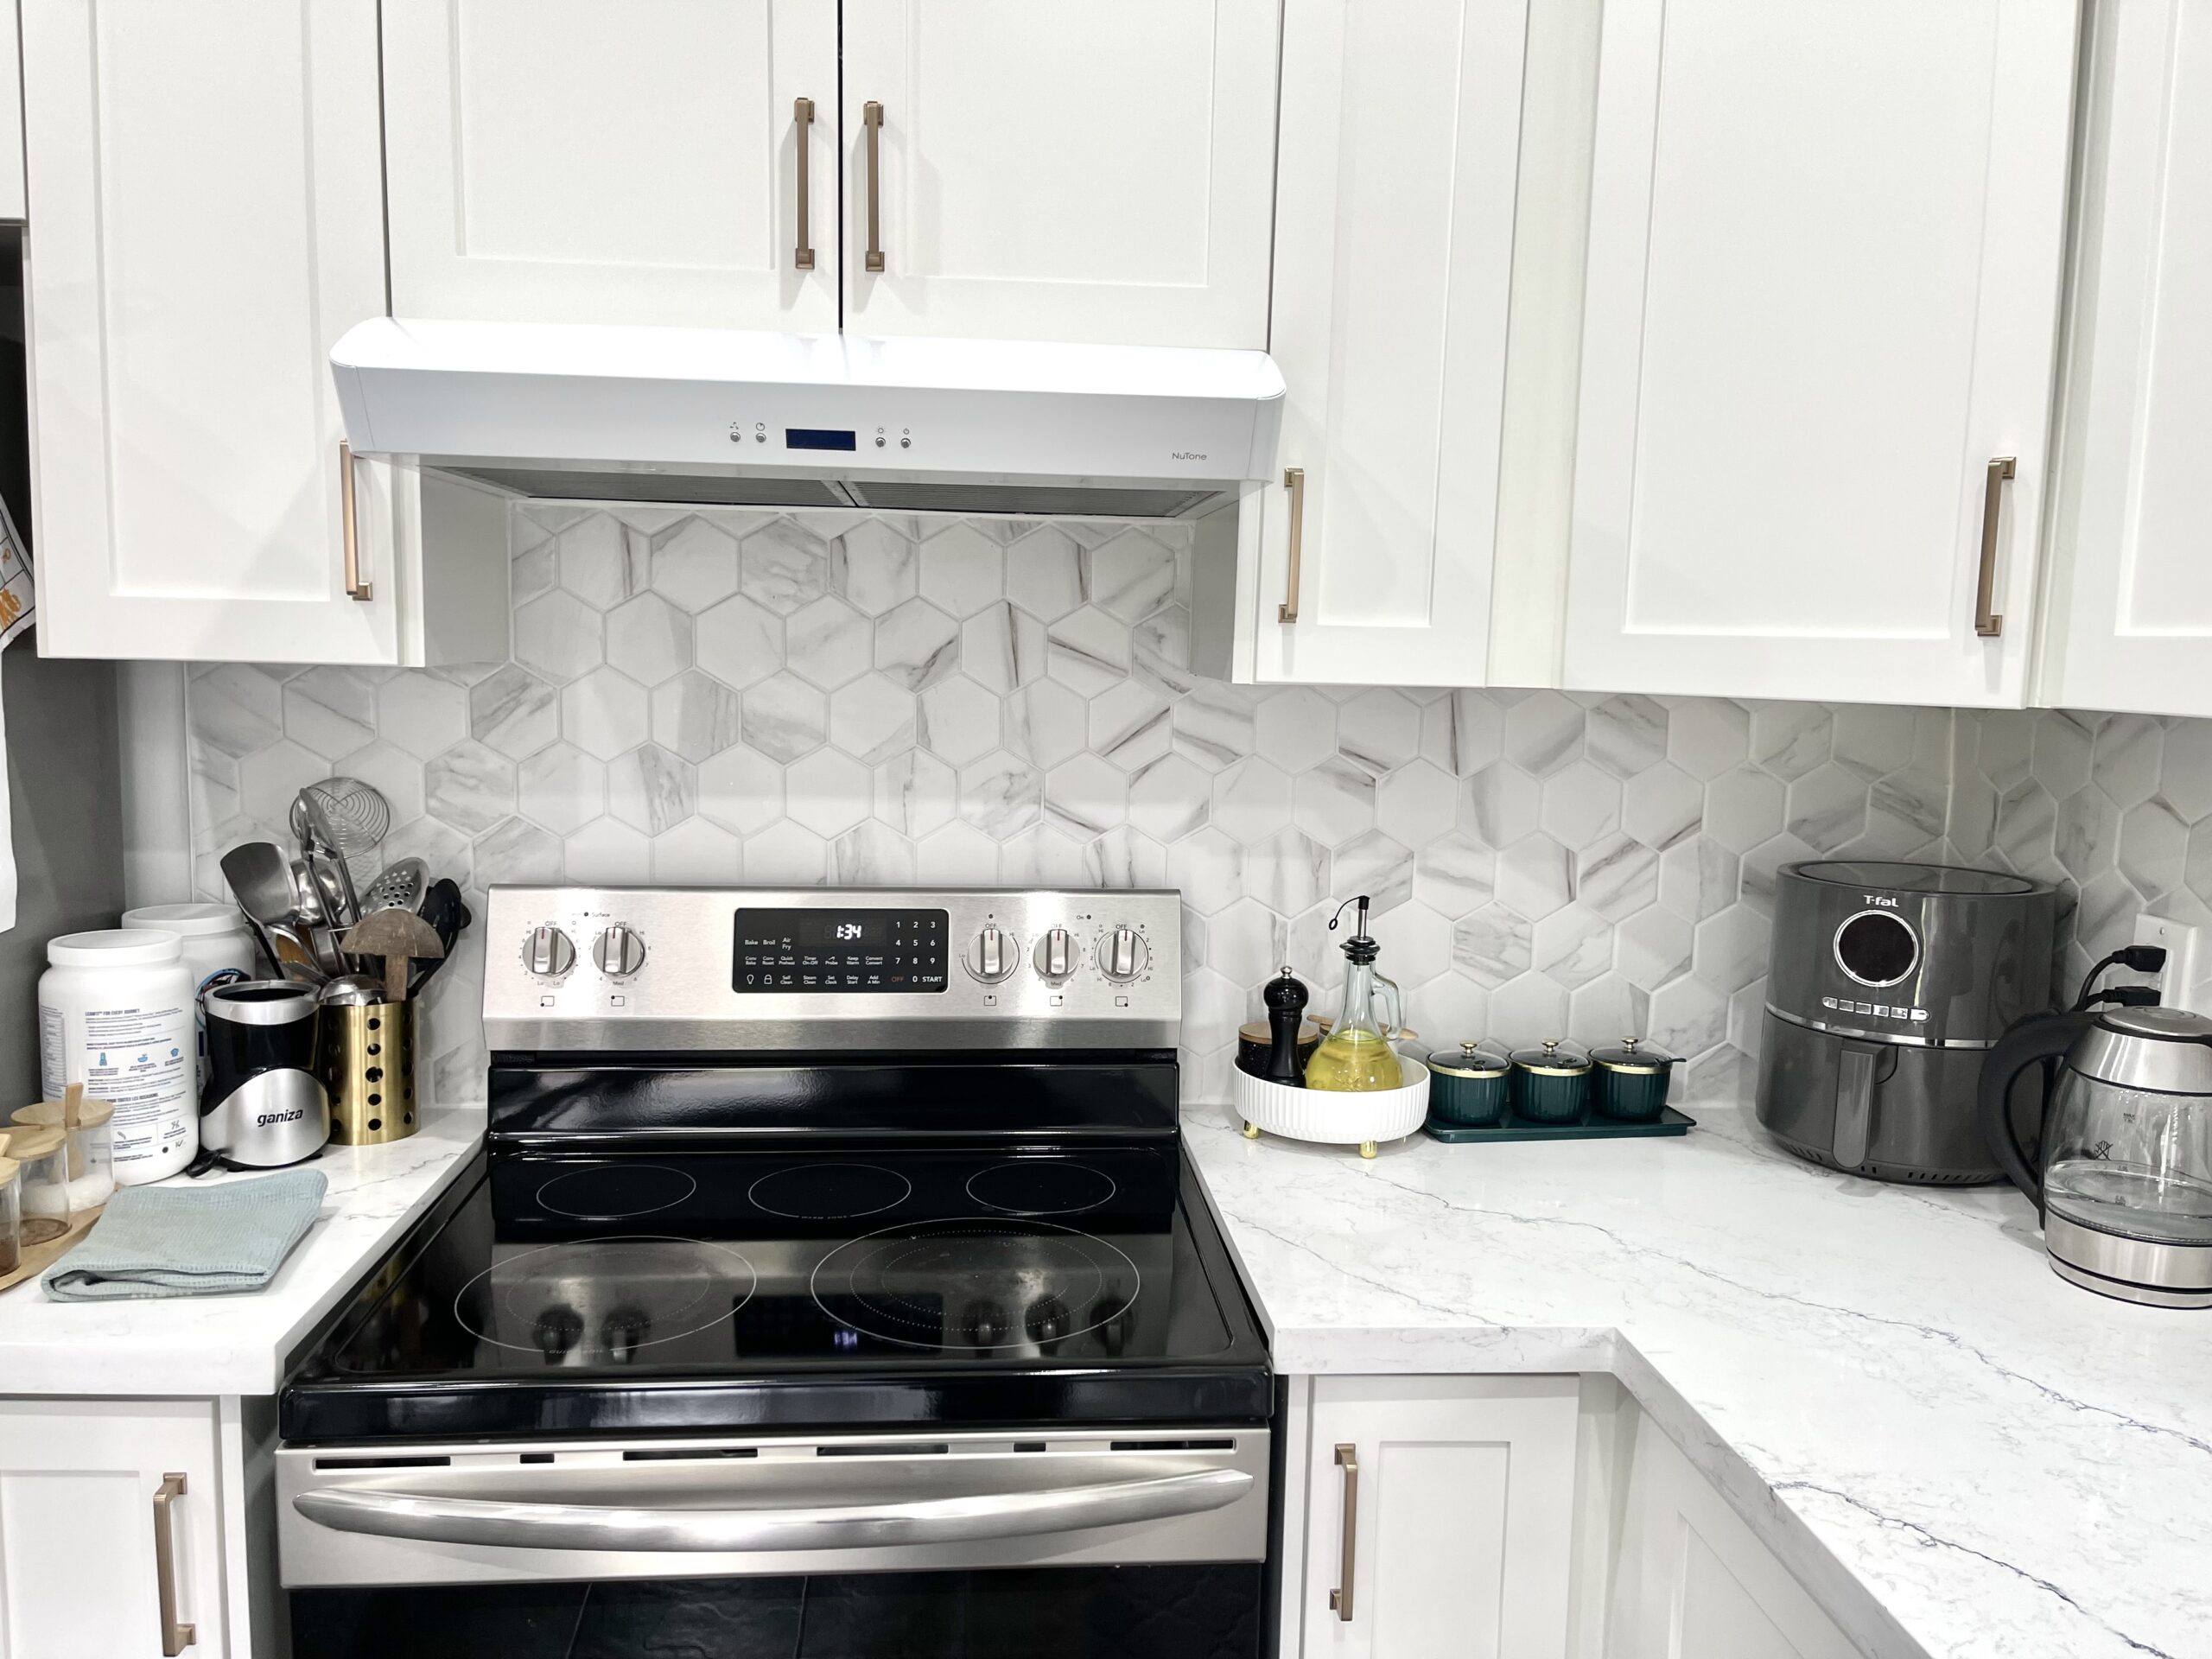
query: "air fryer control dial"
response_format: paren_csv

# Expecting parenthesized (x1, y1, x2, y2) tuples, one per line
(1834, 910, 1920, 988)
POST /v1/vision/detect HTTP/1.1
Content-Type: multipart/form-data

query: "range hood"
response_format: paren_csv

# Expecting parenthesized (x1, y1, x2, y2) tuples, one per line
(331, 318, 1285, 518)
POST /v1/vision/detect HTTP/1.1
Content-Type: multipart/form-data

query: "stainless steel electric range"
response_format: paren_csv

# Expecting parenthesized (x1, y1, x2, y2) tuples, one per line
(277, 887, 1274, 1659)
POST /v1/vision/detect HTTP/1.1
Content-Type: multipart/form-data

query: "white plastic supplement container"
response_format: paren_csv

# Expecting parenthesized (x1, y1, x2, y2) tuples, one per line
(39, 930, 200, 1185)
(122, 901, 257, 1087)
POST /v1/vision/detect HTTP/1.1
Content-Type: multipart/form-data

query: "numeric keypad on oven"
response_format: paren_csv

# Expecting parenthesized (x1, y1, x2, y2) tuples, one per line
(737, 913, 948, 992)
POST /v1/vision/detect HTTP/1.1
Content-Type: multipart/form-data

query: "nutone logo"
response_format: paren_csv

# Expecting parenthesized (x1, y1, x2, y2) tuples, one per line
(1170, 450, 1208, 461)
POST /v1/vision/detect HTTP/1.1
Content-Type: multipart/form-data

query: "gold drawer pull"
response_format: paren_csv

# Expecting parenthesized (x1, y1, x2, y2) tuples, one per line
(793, 97, 817, 270)
(1975, 454, 2014, 638)
(1278, 467, 1306, 625)
(863, 100, 886, 272)
(340, 442, 372, 602)
(153, 1472, 196, 1655)
(1329, 1442, 1358, 1622)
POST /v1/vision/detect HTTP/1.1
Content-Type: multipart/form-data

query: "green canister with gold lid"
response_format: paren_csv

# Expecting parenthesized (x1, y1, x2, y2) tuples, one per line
(1509, 1039, 1593, 1123)
(1425, 1039, 1511, 1126)
(1591, 1036, 1681, 1122)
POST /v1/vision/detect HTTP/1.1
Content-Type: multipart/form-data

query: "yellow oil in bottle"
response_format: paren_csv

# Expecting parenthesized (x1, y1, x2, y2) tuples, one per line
(1304, 1026, 1404, 1092)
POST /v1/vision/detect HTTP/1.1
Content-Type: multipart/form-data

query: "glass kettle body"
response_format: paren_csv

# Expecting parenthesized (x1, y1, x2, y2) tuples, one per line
(1979, 1006, 2212, 1307)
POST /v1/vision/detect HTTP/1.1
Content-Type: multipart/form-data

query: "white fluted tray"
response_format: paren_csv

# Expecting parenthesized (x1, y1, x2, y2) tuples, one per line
(1231, 1057, 1430, 1158)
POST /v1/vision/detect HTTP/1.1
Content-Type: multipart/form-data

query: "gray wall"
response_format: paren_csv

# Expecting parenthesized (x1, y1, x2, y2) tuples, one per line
(1, 642, 125, 1103)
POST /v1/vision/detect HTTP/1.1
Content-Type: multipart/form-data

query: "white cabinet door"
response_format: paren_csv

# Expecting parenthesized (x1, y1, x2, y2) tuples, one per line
(839, 0, 1278, 348)
(1605, 1412, 1855, 1659)
(380, 0, 836, 331)
(1567, 0, 2077, 707)
(21, 0, 508, 664)
(0, 0, 23, 219)
(1251, 0, 1531, 686)
(0, 1398, 227, 1659)
(2037, 0, 2212, 716)
(1301, 1376, 1578, 1659)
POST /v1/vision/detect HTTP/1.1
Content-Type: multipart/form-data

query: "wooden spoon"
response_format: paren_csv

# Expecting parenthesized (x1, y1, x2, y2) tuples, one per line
(340, 908, 445, 1003)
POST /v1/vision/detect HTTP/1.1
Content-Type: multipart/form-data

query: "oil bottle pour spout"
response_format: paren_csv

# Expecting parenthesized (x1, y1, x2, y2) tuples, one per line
(1328, 895, 1379, 965)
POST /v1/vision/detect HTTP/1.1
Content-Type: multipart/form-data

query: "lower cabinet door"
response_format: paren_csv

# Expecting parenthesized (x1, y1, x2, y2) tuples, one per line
(1302, 1375, 1578, 1659)
(0, 1397, 227, 1658)
(1606, 1411, 1855, 1659)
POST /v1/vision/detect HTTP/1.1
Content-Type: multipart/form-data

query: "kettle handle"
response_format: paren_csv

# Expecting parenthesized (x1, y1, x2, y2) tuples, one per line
(1976, 1010, 2094, 1215)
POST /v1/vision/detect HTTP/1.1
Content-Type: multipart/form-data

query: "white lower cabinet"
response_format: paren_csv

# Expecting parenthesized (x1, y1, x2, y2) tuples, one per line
(0, 1397, 228, 1658)
(1604, 1408, 1855, 1659)
(1296, 1376, 1580, 1658)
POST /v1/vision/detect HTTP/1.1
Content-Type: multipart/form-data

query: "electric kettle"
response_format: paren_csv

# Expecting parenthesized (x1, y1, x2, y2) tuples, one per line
(1978, 1006, 2212, 1307)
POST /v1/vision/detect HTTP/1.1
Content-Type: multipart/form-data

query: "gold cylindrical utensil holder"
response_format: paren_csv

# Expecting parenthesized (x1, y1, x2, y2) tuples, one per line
(319, 1001, 417, 1145)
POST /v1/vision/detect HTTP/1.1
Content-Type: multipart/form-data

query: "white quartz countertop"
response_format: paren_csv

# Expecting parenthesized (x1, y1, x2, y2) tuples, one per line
(0, 1107, 483, 1396)
(1186, 1100, 2212, 1659)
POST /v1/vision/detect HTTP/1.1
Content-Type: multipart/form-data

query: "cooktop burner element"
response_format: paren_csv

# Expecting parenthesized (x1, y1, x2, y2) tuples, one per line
(812, 1217, 1141, 1352)
(454, 1236, 759, 1360)
(965, 1158, 1118, 1217)
(533, 1163, 697, 1221)
(747, 1162, 913, 1220)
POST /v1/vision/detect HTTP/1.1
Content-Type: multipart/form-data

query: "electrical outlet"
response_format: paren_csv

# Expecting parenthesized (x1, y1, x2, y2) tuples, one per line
(2131, 915, 2210, 1015)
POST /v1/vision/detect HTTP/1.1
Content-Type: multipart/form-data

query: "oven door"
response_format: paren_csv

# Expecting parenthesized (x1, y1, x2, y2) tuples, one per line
(281, 1427, 1269, 1659)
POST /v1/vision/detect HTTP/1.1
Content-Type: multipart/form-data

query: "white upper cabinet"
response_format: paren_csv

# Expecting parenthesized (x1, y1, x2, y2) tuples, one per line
(2036, 0, 2212, 718)
(22, 0, 507, 664)
(1249, 0, 1533, 686)
(838, 0, 1279, 348)
(380, 0, 838, 331)
(0, 0, 24, 219)
(1567, 0, 2079, 708)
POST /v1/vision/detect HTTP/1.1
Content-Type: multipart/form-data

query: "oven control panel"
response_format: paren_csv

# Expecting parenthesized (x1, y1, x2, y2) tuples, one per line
(485, 887, 1181, 1052)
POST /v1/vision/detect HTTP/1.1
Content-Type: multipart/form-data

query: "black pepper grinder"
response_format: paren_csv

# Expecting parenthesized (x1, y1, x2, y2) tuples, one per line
(1262, 964, 1310, 1086)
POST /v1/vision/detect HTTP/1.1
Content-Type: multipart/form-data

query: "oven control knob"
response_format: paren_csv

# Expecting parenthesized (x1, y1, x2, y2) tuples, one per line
(594, 924, 647, 978)
(1033, 925, 1077, 984)
(964, 923, 1020, 983)
(524, 924, 575, 979)
(1097, 924, 1149, 982)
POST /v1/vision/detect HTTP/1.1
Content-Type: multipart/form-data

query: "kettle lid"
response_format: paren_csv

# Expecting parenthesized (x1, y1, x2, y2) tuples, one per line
(2077, 1005, 2212, 1094)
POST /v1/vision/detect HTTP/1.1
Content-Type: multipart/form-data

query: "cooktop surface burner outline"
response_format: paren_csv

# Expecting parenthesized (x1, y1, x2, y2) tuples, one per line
(747, 1161, 915, 1221)
(533, 1163, 698, 1221)
(810, 1217, 1142, 1352)
(455, 1236, 760, 1360)
(964, 1158, 1119, 1217)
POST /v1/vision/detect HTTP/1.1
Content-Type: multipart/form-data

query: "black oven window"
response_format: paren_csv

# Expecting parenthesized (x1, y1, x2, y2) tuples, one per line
(293, 1566, 1263, 1658)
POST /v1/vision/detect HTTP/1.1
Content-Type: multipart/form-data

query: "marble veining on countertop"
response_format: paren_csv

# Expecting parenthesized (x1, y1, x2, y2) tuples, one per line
(0, 1106, 483, 1396)
(1185, 1100, 2212, 1659)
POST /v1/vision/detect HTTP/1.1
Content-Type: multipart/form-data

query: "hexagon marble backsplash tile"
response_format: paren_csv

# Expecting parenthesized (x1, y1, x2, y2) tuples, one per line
(182, 505, 1959, 1107)
(1951, 708, 2212, 995)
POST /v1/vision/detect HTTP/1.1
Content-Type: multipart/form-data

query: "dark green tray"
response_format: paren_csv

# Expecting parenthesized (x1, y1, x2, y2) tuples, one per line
(1422, 1105, 1696, 1143)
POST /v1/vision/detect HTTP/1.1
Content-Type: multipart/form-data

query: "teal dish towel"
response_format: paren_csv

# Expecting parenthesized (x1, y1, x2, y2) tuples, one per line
(42, 1170, 328, 1300)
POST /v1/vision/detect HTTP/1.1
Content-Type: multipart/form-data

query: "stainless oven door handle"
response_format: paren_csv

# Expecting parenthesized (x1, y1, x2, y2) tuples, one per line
(293, 1467, 1253, 1553)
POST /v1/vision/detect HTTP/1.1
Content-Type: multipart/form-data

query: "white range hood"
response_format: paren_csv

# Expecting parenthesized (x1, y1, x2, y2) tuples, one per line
(331, 318, 1286, 518)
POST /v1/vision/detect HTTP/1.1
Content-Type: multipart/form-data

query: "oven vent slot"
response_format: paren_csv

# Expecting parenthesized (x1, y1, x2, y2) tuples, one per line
(313, 1455, 452, 1471)
(816, 1442, 950, 1458)
(1014, 1441, 1049, 1452)
(621, 1447, 760, 1462)
(1109, 1440, 1235, 1452)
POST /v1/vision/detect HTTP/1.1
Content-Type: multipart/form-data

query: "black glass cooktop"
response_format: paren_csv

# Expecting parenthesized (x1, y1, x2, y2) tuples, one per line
(283, 1146, 1269, 1442)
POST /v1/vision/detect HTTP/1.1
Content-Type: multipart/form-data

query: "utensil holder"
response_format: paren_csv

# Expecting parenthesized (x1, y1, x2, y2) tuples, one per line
(1232, 1058, 1430, 1159)
(319, 1001, 418, 1145)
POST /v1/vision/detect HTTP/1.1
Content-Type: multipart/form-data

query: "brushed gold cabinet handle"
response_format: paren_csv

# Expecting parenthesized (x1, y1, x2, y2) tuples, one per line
(1277, 467, 1306, 624)
(1329, 1442, 1358, 1622)
(340, 442, 372, 602)
(862, 100, 886, 272)
(153, 1472, 197, 1655)
(793, 97, 817, 270)
(1975, 454, 2014, 638)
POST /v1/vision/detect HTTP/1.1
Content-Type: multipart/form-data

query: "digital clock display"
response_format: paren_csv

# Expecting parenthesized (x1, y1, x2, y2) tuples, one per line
(733, 908, 949, 994)
(797, 914, 886, 946)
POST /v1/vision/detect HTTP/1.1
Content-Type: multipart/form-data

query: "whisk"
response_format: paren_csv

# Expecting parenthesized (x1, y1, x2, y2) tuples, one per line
(292, 777, 391, 868)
